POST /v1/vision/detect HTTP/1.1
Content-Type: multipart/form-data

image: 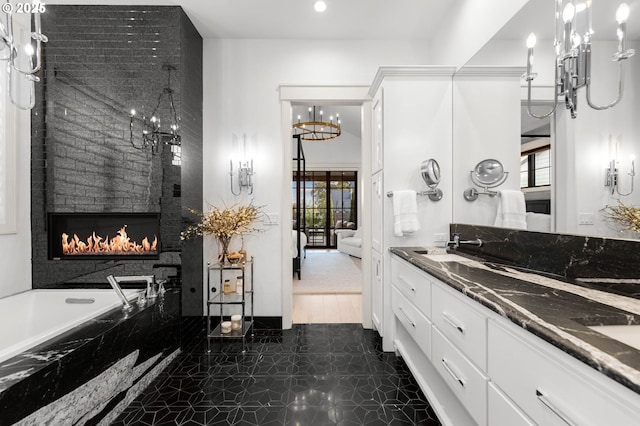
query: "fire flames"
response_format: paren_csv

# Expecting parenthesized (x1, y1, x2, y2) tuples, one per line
(61, 225, 158, 255)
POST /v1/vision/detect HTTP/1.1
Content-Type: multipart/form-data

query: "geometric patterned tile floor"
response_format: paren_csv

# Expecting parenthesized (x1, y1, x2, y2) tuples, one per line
(111, 318, 442, 426)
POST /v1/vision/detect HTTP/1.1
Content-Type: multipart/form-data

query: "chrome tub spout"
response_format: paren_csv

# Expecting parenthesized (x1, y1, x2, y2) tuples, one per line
(107, 275, 132, 310)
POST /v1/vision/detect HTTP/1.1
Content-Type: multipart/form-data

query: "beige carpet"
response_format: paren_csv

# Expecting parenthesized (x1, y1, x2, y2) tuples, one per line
(293, 251, 362, 294)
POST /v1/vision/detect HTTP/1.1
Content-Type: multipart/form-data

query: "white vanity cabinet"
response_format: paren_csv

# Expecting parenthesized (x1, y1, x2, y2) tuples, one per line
(371, 248, 383, 333)
(489, 319, 640, 426)
(487, 382, 535, 426)
(390, 254, 640, 426)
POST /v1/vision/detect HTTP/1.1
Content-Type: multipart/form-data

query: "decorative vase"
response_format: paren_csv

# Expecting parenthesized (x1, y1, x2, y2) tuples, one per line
(218, 236, 231, 264)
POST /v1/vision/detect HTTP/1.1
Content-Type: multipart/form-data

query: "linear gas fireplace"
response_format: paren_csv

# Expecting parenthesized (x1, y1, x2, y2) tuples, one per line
(48, 213, 160, 260)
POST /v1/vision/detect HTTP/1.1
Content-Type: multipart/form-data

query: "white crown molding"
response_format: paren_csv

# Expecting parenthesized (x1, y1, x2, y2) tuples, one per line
(369, 66, 457, 97)
(453, 65, 526, 79)
(279, 85, 370, 102)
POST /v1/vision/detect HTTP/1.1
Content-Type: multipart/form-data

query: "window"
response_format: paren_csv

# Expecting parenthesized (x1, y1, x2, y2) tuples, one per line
(521, 145, 551, 189)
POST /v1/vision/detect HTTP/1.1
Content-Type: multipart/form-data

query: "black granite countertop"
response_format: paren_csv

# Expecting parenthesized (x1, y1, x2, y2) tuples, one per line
(390, 247, 640, 395)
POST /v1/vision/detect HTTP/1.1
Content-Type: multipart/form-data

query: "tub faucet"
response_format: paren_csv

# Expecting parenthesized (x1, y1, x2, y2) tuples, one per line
(112, 275, 157, 299)
(107, 275, 132, 310)
(446, 233, 482, 249)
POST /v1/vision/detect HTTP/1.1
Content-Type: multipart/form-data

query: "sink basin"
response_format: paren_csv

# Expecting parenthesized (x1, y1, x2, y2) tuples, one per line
(588, 325, 640, 351)
(420, 253, 470, 262)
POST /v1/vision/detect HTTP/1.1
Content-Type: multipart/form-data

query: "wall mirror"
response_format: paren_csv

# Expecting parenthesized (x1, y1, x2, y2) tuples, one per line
(421, 158, 441, 188)
(453, 0, 640, 241)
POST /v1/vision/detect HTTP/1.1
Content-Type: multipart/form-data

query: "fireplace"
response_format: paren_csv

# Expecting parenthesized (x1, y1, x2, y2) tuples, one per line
(48, 213, 161, 260)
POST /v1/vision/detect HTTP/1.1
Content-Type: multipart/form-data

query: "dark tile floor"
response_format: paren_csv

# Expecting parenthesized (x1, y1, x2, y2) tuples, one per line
(111, 318, 442, 425)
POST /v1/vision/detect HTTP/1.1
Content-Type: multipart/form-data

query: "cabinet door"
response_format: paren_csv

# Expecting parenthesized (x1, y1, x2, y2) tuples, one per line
(372, 249, 383, 334)
(371, 171, 383, 253)
(371, 91, 383, 174)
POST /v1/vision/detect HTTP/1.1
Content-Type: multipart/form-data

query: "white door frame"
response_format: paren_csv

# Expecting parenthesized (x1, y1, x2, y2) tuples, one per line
(279, 85, 372, 329)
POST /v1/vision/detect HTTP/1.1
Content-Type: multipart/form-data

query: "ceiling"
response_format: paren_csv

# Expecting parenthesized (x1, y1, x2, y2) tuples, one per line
(46, 0, 455, 40)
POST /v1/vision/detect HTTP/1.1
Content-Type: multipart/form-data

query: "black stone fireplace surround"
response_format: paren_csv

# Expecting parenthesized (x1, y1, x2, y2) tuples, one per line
(31, 6, 203, 315)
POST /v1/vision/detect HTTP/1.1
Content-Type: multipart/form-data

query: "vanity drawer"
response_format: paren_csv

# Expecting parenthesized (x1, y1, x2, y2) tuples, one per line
(432, 282, 487, 371)
(488, 382, 535, 426)
(392, 287, 432, 359)
(432, 327, 488, 426)
(391, 256, 431, 318)
(488, 320, 640, 426)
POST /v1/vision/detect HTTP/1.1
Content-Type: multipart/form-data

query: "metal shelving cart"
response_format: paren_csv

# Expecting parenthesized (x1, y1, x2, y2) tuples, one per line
(206, 257, 254, 351)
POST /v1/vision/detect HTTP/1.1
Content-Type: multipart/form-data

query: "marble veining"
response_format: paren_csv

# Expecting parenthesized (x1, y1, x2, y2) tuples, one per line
(0, 289, 181, 425)
(390, 246, 640, 395)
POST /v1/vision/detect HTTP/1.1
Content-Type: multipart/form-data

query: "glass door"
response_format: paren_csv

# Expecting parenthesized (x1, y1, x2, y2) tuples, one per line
(292, 171, 357, 248)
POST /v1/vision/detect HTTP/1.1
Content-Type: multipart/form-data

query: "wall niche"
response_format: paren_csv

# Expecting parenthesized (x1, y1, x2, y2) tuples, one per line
(31, 5, 203, 315)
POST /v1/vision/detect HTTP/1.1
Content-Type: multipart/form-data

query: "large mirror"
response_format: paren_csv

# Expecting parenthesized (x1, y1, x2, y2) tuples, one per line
(453, 0, 640, 240)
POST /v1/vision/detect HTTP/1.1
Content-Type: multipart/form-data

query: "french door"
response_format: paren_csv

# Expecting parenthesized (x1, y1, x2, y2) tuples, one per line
(292, 171, 357, 248)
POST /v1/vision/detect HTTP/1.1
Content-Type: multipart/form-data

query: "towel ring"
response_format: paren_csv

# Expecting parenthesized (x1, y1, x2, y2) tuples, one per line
(464, 159, 509, 201)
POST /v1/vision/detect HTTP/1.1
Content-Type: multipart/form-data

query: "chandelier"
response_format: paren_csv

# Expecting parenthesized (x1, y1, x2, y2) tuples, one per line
(0, 0, 48, 110)
(129, 65, 181, 154)
(523, 1, 635, 119)
(292, 106, 341, 141)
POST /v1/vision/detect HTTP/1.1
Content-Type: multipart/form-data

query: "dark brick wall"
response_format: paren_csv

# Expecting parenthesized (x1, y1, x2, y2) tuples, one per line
(31, 6, 202, 301)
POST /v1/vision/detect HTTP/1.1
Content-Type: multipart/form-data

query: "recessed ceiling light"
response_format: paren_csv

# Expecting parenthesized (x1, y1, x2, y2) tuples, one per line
(314, 1, 327, 12)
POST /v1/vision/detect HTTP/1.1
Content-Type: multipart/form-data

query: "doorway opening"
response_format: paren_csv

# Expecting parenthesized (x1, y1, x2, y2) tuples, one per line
(281, 90, 371, 327)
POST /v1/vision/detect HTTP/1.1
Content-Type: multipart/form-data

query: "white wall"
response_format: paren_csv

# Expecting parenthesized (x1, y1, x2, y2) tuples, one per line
(202, 39, 432, 317)
(0, 16, 33, 299)
(301, 128, 361, 169)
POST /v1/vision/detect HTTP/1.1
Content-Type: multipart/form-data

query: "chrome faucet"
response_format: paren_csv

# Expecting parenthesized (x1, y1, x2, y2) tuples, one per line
(113, 275, 157, 299)
(446, 233, 482, 249)
(107, 275, 132, 310)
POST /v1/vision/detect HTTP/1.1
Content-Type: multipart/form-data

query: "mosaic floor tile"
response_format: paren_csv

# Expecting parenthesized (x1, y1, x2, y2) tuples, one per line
(111, 318, 442, 426)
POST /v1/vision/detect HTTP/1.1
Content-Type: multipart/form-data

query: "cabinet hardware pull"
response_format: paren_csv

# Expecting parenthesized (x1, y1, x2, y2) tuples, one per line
(441, 358, 465, 387)
(535, 389, 578, 426)
(442, 311, 465, 334)
(398, 306, 416, 328)
(398, 275, 416, 292)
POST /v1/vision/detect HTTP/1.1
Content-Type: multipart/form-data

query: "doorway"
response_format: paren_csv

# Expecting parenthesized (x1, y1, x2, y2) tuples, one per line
(279, 86, 373, 329)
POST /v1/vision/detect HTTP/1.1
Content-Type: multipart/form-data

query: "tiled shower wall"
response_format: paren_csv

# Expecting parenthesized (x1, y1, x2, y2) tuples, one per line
(31, 6, 203, 314)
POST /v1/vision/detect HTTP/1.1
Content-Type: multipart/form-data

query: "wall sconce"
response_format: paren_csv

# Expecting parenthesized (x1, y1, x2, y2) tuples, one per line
(523, 2, 635, 119)
(230, 134, 254, 195)
(605, 156, 635, 195)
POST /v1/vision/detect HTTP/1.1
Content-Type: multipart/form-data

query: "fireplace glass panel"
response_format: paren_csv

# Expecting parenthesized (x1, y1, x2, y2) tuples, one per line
(48, 213, 160, 260)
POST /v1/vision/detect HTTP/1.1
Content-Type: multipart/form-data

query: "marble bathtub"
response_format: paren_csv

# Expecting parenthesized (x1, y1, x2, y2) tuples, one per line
(0, 289, 138, 365)
(0, 288, 181, 425)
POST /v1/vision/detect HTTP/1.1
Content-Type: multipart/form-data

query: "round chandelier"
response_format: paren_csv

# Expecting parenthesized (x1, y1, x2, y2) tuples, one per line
(292, 106, 341, 141)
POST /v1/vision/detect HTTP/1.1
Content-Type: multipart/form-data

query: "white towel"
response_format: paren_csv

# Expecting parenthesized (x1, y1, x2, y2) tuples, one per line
(526, 212, 551, 232)
(392, 190, 420, 236)
(494, 190, 527, 229)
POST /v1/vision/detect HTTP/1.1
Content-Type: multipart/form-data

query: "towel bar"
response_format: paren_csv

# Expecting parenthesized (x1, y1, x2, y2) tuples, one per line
(387, 189, 443, 201)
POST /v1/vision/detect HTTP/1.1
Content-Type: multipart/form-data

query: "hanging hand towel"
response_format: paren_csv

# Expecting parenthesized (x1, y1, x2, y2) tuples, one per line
(393, 190, 420, 237)
(494, 190, 527, 229)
